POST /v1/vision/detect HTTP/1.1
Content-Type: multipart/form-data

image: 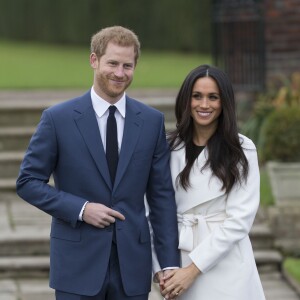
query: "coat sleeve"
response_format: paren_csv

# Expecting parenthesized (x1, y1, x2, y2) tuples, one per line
(189, 143, 260, 273)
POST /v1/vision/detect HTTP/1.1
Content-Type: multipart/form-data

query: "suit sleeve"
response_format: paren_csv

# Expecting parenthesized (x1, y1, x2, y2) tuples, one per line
(16, 110, 87, 228)
(144, 197, 162, 277)
(145, 113, 180, 270)
(189, 145, 260, 273)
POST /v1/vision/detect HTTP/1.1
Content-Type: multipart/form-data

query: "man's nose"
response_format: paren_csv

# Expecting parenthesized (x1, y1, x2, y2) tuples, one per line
(114, 66, 125, 77)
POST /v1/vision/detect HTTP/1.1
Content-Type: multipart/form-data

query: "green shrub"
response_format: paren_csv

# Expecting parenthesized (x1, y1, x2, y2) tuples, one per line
(258, 107, 300, 162)
(242, 72, 300, 146)
(241, 96, 274, 145)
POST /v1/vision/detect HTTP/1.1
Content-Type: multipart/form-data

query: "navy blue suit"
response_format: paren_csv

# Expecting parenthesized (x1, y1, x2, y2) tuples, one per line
(16, 91, 180, 297)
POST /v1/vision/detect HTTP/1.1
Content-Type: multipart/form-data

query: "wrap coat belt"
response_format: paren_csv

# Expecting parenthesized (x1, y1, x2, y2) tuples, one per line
(177, 211, 227, 252)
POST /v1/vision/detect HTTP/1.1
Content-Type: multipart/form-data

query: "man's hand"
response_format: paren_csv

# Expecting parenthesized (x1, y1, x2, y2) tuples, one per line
(82, 203, 125, 228)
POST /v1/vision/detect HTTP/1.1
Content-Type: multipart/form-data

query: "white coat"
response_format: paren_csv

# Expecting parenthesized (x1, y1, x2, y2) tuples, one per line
(150, 134, 265, 300)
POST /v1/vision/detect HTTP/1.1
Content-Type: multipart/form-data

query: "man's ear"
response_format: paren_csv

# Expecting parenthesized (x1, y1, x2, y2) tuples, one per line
(90, 53, 98, 69)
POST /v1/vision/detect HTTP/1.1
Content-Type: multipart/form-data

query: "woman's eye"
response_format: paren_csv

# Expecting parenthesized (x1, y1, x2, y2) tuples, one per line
(192, 94, 201, 99)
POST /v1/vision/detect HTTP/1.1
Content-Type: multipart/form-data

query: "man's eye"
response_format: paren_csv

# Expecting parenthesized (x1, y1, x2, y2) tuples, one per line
(124, 64, 133, 69)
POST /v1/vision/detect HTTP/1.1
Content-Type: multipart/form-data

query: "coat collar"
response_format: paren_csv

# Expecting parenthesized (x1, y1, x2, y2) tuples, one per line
(170, 144, 225, 213)
(170, 134, 256, 213)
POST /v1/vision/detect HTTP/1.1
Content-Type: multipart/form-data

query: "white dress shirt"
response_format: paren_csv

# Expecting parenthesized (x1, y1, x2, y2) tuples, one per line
(79, 87, 126, 220)
(90, 86, 126, 153)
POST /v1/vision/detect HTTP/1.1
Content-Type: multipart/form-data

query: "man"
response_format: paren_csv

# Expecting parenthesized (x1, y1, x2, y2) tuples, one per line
(16, 26, 180, 300)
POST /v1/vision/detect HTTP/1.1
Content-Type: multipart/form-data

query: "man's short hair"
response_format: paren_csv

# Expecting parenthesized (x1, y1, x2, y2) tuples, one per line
(91, 26, 141, 64)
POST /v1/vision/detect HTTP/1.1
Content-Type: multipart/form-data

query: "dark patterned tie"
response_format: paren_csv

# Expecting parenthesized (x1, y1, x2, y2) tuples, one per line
(106, 106, 118, 185)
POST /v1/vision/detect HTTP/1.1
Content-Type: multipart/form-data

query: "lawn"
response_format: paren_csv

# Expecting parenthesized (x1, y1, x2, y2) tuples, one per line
(0, 39, 211, 89)
(284, 258, 300, 284)
(259, 166, 275, 206)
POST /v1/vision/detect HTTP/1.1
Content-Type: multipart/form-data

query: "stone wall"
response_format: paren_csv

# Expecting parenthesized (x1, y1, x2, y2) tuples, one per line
(268, 205, 300, 255)
(266, 162, 300, 255)
(265, 0, 300, 85)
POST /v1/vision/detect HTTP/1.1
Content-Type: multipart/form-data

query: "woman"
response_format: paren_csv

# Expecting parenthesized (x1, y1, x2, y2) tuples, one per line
(153, 65, 265, 299)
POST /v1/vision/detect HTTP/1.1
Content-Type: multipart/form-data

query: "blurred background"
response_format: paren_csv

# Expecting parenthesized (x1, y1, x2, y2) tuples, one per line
(0, 0, 211, 89)
(0, 0, 299, 299)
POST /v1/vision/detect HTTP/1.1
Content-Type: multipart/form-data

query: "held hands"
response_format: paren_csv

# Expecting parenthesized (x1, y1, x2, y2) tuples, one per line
(160, 263, 201, 299)
(155, 270, 174, 299)
(82, 203, 125, 228)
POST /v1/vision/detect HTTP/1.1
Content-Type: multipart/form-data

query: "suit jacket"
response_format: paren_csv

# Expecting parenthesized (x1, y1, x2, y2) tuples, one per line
(16, 91, 180, 296)
(166, 134, 265, 299)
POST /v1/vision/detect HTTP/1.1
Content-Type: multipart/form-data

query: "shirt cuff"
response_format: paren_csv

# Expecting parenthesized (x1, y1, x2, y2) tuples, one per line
(162, 267, 179, 270)
(78, 201, 89, 221)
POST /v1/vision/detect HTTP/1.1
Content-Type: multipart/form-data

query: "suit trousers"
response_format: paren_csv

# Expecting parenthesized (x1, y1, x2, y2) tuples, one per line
(55, 233, 149, 300)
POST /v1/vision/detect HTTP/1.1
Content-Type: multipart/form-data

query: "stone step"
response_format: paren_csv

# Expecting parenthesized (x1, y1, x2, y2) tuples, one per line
(0, 256, 49, 279)
(250, 223, 275, 250)
(255, 249, 283, 273)
(260, 272, 300, 300)
(144, 98, 176, 123)
(0, 152, 24, 179)
(0, 89, 177, 104)
(0, 278, 54, 300)
(0, 179, 16, 194)
(165, 121, 176, 131)
(0, 104, 48, 128)
(0, 96, 176, 127)
(0, 231, 49, 257)
(0, 127, 33, 152)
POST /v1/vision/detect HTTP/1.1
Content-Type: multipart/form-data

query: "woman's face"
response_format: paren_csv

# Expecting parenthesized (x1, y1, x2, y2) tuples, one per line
(190, 76, 222, 131)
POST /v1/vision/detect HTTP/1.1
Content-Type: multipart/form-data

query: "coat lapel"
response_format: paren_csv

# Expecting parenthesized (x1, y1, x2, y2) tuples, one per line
(73, 93, 112, 189)
(171, 145, 225, 213)
(113, 98, 143, 191)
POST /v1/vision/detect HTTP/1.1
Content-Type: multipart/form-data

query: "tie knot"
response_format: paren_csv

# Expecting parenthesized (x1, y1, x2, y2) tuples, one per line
(108, 105, 117, 115)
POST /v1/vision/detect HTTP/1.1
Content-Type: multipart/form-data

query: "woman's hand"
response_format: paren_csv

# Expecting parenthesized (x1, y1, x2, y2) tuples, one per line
(156, 270, 176, 297)
(162, 263, 201, 299)
(154, 270, 164, 292)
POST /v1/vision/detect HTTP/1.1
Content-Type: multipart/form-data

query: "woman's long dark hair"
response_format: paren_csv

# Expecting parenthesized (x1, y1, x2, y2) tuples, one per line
(168, 64, 249, 193)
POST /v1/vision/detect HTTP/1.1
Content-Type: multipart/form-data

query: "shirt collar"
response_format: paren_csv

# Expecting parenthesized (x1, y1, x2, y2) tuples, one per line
(91, 86, 126, 118)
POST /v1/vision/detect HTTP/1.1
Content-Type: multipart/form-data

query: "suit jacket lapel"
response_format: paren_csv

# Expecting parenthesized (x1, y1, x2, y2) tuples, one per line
(73, 92, 112, 189)
(114, 98, 143, 190)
